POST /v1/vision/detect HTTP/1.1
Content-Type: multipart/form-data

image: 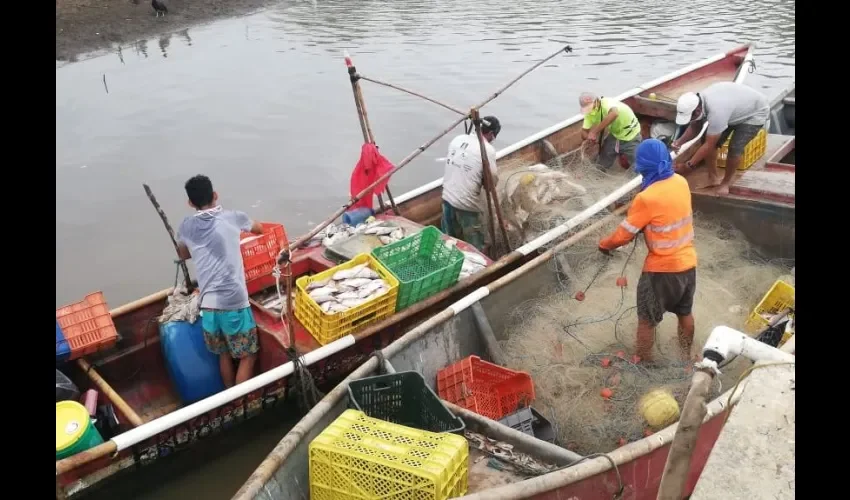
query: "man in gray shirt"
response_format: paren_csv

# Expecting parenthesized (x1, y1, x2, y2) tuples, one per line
(177, 175, 264, 388)
(671, 82, 769, 195)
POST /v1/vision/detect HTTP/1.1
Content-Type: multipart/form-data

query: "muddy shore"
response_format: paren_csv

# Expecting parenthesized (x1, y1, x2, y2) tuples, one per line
(56, 0, 282, 61)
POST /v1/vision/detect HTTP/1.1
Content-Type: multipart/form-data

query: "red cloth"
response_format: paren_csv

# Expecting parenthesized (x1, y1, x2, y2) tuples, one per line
(349, 143, 394, 210)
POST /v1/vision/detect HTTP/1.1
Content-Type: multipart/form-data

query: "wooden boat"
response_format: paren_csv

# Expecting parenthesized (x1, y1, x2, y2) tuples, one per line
(55, 43, 757, 499)
(232, 81, 797, 500)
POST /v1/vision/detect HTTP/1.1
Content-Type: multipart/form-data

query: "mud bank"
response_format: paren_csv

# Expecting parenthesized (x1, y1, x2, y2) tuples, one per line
(56, 0, 282, 61)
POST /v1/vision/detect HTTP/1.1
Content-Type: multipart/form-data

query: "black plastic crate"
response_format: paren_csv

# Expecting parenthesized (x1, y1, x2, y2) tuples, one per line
(347, 371, 466, 435)
(499, 407, 557, 443)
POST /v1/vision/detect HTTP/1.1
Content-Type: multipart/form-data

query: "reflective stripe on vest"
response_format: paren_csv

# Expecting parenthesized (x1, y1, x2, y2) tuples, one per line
(647, 214, 693, 234)
(620, 220, 640, 234)
(647, 229, 694, 249)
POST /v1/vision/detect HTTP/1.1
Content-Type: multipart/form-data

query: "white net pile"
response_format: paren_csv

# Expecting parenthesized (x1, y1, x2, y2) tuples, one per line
(479, 151, 794, 455)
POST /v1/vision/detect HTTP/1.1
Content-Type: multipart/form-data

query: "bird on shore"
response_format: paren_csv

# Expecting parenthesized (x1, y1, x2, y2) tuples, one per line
(152, 0, 168, 17)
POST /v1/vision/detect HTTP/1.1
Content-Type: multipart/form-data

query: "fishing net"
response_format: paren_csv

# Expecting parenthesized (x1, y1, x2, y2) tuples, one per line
(479, 149, 793, 455)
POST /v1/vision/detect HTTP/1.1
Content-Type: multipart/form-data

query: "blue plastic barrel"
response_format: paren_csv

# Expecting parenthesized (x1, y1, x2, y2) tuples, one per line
(342, 207, 374, 227)
(160, 319, 225, 404)
(56, 321, 71, 364)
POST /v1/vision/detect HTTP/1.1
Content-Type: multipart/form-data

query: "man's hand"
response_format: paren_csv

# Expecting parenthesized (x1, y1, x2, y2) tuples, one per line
(669, 140, 681, 153)
(586, 130, 599, 143)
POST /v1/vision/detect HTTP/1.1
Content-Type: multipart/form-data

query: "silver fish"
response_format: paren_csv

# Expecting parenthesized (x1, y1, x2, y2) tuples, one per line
(390, 228, 404, 240)
(351, 267, 380, 279)
(332, 263, 368, 281)
(336, 291, 360, 300)
(308, 286, 338, 302)
(379, 235, 393, 245)
(362, 286, 389, 301)
(311, 294, 337, 304)
(328, 302, 350, 313)
(365, 226, 396, 236)
(340, 278, 373, 289)
(306, 278, 330, 291)
(356, 279, 387, 297)
(462, 251, 487, 267)
(340, 298, 368, 308)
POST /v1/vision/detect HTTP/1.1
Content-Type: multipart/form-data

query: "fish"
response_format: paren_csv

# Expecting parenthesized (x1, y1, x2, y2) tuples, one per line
(365, 226, 396, 236)
(339, 278, 373, 289)
(327, 302, 350, 313)
(340, 298, 368, 308)
(308, 286, 338, 303)
(306, 278, 330, 291)
(379, 235, 393, 245)
(359, 285, 389, 300)
(335, 291, 360, 300)
(332, 263, 368, 281)
(390, 228, 404, 240)
(356, 280, 387, 298)
(351, 267, 380, 279)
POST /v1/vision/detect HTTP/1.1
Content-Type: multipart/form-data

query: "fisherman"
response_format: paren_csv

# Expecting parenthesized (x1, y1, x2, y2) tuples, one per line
(176, 175, 264, 388)
(671, 82, 769, 195)
(441, 116, 501, 252)
(598, 139, 697, 362)
(579, 92, 642, 170)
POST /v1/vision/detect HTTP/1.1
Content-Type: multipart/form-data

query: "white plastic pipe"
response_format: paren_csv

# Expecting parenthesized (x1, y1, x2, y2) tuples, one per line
(702, 325, 795, 365)
(111, 334, 357, 451)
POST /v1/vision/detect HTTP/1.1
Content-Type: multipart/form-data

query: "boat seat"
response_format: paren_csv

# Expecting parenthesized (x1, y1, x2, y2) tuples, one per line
(630, 95, 677, 121)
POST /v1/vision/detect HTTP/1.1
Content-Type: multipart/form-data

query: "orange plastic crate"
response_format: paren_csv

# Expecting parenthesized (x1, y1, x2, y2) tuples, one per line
(56, 292, 118, 360)
(240, 222, 287, 281)
(436, 355, 535, 421)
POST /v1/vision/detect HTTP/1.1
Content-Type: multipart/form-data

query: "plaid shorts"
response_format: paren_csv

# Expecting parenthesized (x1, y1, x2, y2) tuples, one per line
(636, 268, 697, 326)
(200, 307, 260, 359)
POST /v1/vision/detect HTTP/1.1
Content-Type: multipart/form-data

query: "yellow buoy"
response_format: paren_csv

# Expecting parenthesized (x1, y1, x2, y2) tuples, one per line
(639, 389, 680, 429)
(648, 92, 657, 100)
(520, 173, 536, 186)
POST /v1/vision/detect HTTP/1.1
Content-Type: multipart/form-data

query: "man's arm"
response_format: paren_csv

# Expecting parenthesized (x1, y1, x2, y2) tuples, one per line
(599, 196, 651, 251)
(588, 107, 618, 140)
(677, 133, 721, 172)
(176, 242, 191, 261)
(671, 122, 701, 150)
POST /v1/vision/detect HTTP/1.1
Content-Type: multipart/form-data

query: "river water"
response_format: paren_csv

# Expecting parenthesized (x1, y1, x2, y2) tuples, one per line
(57, 0, 794, 497)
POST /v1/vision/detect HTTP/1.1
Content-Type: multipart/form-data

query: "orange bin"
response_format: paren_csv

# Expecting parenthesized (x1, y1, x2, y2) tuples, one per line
(437, 355, 535, 421)
(56, 292, 118, 360)
(240, 222, 288, 281)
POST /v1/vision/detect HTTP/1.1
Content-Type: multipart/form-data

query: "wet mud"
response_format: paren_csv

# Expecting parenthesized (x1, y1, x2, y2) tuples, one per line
(56, 0, 281, 61)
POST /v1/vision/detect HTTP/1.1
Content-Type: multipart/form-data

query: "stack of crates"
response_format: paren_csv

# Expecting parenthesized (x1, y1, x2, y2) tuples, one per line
(56, 292, 118, 363)
(309, 409, 469, 500)
(240, 222, 287, 282)
(436, 355, 535, 421)
(717, 127, 768, 170)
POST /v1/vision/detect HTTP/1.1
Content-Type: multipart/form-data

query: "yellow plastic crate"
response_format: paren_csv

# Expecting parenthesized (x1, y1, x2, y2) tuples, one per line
(295, 254, 399, 345)
(309, 409, 469, 500)
(717, 127, 767, 170)
(744, 279, 795, 333)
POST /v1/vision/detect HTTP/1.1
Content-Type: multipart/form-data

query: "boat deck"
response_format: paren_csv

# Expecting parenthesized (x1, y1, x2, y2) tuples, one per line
(689, 133, 796, 207)
(691, 363, 795, 499)
(467, 448, 529, 493)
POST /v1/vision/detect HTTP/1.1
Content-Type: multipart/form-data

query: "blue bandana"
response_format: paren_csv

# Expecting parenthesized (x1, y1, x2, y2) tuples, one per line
(635, 139, 674, 191)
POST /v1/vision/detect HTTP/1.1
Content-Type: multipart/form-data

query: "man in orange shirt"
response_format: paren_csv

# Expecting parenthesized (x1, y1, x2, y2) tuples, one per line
(599, 139, 698, 361)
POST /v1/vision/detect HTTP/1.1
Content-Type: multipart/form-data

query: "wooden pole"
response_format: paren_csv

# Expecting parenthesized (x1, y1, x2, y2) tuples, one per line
(280, 44, 573, 263)
(142, 184, 194, 293)
(471, 108, 512, 253)
(77, 358, 145, 427)
(346, 54, 399, 215)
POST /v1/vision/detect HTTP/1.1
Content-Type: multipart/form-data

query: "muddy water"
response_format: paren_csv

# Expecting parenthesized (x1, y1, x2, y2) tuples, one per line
(57, 0, 794, 498)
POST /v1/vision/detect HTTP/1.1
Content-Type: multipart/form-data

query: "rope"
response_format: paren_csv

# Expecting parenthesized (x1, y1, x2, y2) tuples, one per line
(554, 452, 624, 499)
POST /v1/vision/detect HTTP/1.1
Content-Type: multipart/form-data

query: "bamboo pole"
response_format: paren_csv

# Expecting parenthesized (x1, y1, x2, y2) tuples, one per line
(346, 53, 399, 215)
(471, 108, 512, 254)
(358, 75, 466, 116)
(142, 184, 193, 293)
(279, 44, 573, 264)
(76, 358, 145, 427)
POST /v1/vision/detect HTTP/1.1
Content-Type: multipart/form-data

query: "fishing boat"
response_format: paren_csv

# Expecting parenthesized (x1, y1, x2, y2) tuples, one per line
(231, 83, 797, 500)
(55, 43, 758, 499)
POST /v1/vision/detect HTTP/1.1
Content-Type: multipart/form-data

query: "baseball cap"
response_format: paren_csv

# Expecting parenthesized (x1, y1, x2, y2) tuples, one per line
(675, 92, 701, 125)
(578, 92, 598, 115)
(481, 116, 501, 137)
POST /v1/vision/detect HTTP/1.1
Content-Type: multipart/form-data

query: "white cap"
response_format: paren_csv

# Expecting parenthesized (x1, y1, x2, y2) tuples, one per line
(675, 92, 700, 125)
(578, 92, 598, 115)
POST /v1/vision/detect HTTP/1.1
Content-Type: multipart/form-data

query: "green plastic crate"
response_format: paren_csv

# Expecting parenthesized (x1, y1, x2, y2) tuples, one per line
(347, 371, 466, 435)
(371, 226, 464, 311)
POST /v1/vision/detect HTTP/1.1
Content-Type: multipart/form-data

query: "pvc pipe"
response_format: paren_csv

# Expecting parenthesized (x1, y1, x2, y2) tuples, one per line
(702, 325, 796, 366)
(111, 334, 356, 451)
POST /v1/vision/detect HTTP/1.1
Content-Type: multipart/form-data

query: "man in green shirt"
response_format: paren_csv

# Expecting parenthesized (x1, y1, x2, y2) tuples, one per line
(579, 92, 643, 170)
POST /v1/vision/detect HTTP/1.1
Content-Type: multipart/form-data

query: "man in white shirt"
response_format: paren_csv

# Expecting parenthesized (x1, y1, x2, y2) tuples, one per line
(441, 116, 501, 252)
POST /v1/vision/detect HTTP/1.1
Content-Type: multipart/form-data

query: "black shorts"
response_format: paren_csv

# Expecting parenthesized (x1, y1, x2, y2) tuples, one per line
(636, 268, 697, 326)
(713, 123, 763, 157)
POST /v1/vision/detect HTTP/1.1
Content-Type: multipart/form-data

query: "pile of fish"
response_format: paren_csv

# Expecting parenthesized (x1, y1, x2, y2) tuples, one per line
(305, 263, 392, 314)
(444, 238, 488, 279)
(308, 218, 406, 248)
(465, 431, 556, 476)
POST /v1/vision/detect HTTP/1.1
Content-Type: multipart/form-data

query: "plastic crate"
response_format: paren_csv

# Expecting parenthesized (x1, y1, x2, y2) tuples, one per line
(309, 409, 468, 500)
(745, 279, 795, 333)
(241, 222, 287, 281)
(499, 407, 534, 437)
(348, 371, 465, 435)
(530, 408, 556, 443)
(371, 227, 464, 311)
(56, 292, 118, 360)
(437, 355, 535, 421)
(717, 127, 767, 170)
(295, 254, 399, 345)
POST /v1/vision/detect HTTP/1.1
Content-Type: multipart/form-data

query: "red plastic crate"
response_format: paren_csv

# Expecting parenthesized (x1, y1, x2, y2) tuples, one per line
(56, 292, 118, 360)
(436, 355, 535, 421)
(240, 222, 287, 281)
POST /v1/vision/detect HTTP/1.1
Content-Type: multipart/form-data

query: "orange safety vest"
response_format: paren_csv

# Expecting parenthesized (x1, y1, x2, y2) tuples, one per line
(600, 174, 697, 273)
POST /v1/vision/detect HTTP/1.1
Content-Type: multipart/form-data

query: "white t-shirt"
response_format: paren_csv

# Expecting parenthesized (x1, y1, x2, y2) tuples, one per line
(441, 133, 498, 213)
